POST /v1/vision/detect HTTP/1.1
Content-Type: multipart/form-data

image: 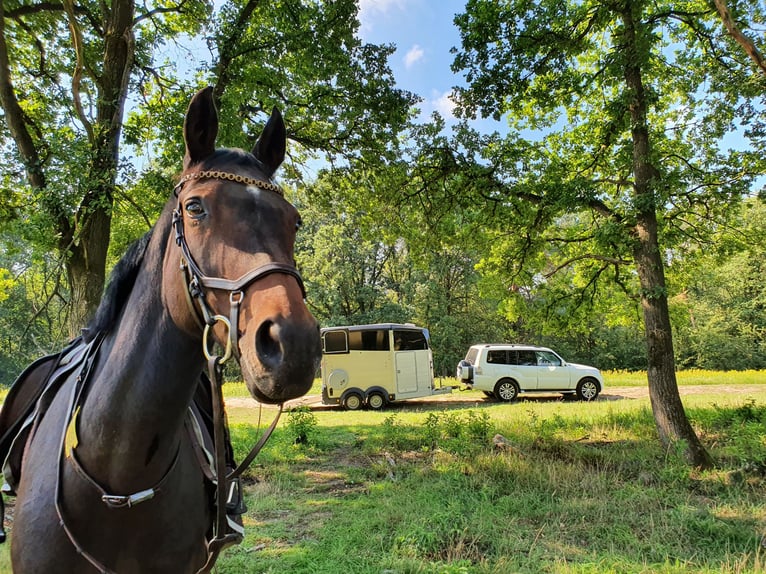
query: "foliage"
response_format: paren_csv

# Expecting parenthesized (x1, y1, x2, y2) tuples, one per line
(284, 406, 319, 446)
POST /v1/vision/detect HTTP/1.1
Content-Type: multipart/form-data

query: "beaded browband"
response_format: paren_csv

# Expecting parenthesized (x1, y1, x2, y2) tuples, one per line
(175, 170, 284, 196)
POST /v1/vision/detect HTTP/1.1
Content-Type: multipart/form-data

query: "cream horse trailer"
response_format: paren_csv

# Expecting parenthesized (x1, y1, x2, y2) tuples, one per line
(320, 323, 452, 409)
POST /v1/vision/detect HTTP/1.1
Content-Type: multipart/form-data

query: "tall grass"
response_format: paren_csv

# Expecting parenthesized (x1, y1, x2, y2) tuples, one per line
(603, 369, 766, 387)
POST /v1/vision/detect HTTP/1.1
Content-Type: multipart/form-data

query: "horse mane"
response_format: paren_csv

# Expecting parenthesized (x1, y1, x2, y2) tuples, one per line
(83, 229, 154, 342)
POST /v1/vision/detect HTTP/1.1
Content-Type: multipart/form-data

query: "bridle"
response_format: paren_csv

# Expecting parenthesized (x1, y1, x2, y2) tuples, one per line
(54, 170, 306, 574)
(172, 169, 306, 361)
(172, 169, 306, 572)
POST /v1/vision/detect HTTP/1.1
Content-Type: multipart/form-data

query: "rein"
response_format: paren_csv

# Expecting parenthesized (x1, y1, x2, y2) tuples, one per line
(53, 170, 299, 573)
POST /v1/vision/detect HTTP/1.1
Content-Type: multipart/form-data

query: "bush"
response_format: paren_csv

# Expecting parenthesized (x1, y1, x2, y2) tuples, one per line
(285, 406, 318, 445)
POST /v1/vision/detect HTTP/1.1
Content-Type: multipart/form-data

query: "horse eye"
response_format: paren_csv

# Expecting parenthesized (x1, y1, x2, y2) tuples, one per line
(295, 217, 303, 231)
(185, 199, 205, 218)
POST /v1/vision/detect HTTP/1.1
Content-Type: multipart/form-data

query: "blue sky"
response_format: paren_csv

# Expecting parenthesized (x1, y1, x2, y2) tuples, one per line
(357, 0, 467, 121)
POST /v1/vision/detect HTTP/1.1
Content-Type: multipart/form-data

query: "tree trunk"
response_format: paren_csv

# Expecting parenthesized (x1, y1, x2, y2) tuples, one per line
(63, 0, 135, 336)
(1, 0, 134, 338)
(621, 1, 713, 469)
(66, 207, 112, 337)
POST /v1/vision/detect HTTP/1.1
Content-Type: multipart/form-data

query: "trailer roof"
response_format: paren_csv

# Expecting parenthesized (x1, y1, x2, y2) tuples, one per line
(320, 323, 423, 332)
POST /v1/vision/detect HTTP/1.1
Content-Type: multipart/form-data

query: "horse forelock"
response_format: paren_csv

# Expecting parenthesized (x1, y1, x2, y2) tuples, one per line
(197, 148, 269, 175)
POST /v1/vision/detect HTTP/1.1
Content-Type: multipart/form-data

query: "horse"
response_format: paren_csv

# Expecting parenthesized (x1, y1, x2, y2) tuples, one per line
(2, 86, 321, 573)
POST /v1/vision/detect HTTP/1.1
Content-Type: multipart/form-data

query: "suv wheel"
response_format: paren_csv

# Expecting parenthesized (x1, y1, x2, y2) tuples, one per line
(494, 379, 519, 402)
(576, 378, 600, 401)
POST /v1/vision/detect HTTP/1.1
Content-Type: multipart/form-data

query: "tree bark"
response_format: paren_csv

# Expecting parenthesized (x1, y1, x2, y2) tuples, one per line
(64, 0, 135, 335)
(621, 0, 713, 469)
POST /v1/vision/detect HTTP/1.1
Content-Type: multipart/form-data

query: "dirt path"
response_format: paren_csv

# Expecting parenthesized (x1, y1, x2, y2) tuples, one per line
(225, 384, 764, 411)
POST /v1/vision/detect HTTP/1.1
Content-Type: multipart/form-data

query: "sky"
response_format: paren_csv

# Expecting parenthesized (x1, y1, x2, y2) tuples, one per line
(355, 0, 506, 133)
(356, 0, 466, 120)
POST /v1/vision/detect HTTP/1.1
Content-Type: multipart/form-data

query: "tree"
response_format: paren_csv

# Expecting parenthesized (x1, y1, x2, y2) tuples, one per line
(448, 0, 766, 467)
(126, 0, 417, 185)
(0, 0, 210, 336)
(671, 198, 766, 370)
(712, 0, 766, 77)
(1, 0, 417, 350)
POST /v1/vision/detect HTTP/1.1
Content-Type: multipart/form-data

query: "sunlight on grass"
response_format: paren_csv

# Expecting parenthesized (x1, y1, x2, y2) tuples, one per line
(210, 382, 766, 574)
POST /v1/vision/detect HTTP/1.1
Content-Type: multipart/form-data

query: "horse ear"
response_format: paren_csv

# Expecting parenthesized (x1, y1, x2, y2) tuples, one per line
(252, 107, 285, 177)
(183, 87, 218, 169)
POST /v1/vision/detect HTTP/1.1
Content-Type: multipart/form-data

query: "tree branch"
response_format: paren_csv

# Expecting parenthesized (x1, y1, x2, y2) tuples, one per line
(712, 0, 766, 77)
(62, 0, 94, 140)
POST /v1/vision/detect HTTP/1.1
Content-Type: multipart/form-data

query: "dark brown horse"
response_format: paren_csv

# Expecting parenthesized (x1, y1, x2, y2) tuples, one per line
(4, 87, 321, 573)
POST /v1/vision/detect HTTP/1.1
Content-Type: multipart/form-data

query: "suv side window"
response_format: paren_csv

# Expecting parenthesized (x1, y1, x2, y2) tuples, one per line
(536, 351, 561, 366)
(486, 350, 508, 364)
(517, 350, 537, 366)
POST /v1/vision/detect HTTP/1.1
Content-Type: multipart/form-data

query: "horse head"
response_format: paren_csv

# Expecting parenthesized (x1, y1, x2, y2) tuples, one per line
(164, 87, 320, 403)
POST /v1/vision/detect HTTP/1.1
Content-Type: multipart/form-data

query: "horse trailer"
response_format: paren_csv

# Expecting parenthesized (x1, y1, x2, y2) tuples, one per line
(320, 323, 453, 409)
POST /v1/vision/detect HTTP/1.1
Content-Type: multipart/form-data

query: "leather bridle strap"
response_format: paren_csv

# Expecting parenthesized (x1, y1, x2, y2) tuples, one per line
(174, 170, 295, 572)
(171, 193, 306, 358)
(195, 356, 283, 574)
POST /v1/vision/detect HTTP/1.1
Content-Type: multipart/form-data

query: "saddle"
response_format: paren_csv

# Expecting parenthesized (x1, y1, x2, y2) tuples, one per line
(0, 336, 244, 545)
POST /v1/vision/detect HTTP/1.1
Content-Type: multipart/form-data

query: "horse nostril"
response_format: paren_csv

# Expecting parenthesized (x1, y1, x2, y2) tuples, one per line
(255, 319, 283, 369)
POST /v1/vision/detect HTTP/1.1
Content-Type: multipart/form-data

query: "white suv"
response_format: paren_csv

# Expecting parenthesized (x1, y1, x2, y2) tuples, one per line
(456, 344, 603, 401)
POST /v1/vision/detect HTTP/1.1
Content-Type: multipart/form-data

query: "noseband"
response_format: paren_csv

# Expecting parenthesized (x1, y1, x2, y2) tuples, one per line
(172, 170, 306, 360)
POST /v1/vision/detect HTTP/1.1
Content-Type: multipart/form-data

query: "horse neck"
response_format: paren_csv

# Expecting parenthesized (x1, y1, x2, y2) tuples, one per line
(77, 225, 206, 492)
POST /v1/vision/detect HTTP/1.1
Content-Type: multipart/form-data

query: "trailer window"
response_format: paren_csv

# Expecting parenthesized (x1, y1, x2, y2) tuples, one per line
(323, 330, 348, 353)
(393, 329, 428, 351)
(348, 329, 390, 351)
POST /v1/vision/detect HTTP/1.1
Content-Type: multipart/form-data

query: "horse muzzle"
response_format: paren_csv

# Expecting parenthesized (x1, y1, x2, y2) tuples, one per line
(240, 315, 321, 404)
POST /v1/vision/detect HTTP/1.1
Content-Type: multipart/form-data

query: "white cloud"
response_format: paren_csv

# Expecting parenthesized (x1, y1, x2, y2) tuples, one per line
(431, 90, 456, 120)
(404, 44, 424, 68)
(358, 0, 410, 33)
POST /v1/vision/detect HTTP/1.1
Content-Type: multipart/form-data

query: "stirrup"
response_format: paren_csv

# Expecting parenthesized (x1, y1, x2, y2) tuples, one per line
(226, 477, 247, 515)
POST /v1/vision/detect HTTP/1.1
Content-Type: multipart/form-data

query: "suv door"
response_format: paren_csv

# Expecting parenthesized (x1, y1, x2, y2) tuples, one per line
(477, 349, 507, 389)
(534, 350, 572, 390)
(514, 350, 539, 390)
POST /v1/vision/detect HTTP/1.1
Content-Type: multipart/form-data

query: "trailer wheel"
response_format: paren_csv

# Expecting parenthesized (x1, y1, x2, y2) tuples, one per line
(342, 391, 363, 411)
(367, 391, 387, 410)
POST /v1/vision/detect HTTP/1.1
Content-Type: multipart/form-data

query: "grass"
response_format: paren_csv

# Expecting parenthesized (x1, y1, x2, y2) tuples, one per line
(600, 369, 766, 388)
(2, 372, 765, 572)
(212, 380, 766, 574)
